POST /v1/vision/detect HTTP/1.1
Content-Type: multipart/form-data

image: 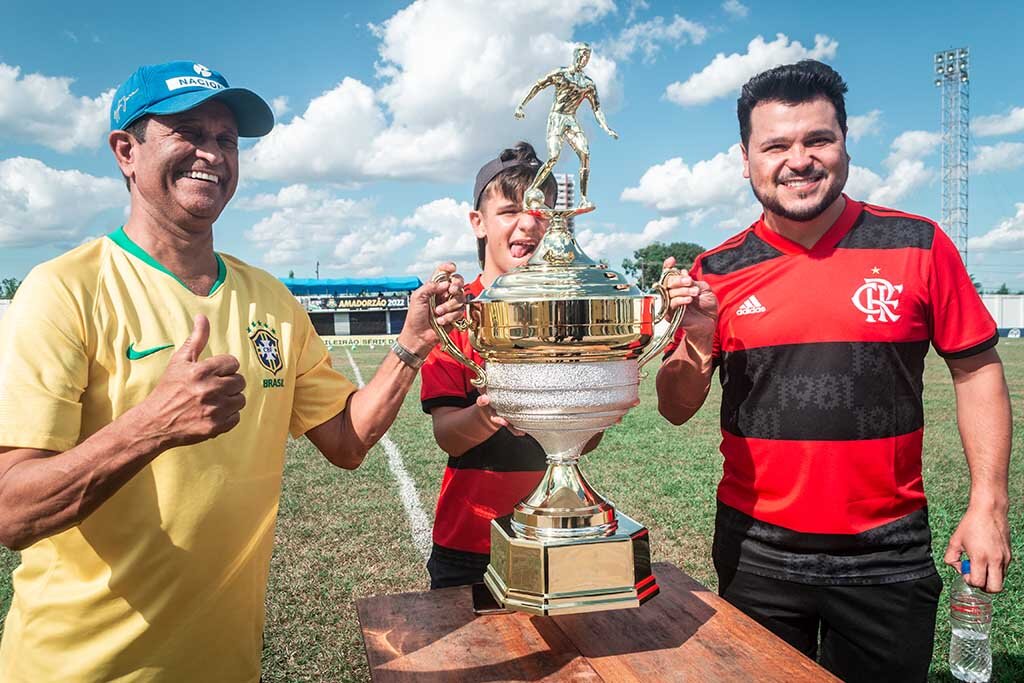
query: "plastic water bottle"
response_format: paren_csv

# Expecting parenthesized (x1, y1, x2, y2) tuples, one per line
(949, 560, 993, 682)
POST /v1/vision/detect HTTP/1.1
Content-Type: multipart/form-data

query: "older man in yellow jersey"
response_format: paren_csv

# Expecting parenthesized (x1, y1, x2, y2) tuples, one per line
(0, 60, 463, 682)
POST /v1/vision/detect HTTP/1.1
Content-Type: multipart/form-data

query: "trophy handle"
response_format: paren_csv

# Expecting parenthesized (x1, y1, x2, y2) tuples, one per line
(428, 270, 487, 387)
(636, 268, 685, 370)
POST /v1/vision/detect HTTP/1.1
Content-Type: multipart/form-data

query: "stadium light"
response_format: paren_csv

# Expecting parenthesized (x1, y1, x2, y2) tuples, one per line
(932, 46, 971, 264)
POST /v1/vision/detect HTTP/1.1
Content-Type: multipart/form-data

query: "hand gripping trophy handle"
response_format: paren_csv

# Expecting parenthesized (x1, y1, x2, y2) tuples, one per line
(636, 268, 686, 370)
(427, 269, 487, 387)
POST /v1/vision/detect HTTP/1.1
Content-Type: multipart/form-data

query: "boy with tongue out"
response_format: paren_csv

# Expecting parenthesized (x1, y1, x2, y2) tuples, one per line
(419, 142, 598, 588)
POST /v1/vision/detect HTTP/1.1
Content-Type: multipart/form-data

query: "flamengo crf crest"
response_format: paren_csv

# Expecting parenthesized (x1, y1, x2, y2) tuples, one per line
(851, 276, 903, 323)
(248, 320, 282, 375)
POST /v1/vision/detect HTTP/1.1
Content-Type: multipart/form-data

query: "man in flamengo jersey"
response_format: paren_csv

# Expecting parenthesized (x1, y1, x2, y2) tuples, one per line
(656, 60, 1012, 681)
(0, 61, 464, 682)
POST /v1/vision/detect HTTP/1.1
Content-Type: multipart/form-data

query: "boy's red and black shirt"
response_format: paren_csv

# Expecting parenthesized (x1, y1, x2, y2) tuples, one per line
(420, 276, 548, 557)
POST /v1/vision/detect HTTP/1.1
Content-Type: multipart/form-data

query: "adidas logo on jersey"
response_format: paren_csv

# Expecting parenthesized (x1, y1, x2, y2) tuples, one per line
(736, 295, 767, 316)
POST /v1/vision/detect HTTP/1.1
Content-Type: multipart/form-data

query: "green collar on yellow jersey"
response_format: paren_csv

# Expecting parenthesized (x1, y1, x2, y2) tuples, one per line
(108, 226, 227, 296)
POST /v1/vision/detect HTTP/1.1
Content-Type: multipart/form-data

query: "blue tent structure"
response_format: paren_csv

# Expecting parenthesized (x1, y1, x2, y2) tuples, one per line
(279, 277, 422, 296)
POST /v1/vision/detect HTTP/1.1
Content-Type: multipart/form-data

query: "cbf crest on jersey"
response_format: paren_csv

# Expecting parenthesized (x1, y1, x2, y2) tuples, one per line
(248, 320, 282, 375)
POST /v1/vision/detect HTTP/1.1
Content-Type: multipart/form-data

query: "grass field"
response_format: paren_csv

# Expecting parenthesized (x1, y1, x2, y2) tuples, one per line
(1, 341, 1021, 681)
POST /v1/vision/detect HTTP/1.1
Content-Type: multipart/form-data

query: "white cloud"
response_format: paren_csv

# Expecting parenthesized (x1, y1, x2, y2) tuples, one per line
(619, 144, 760, 236)
(243, 78, 386, 183)
(402, 197, 476, 262)
(234, 183, 333, 210)
(622, 127, 940, 226)
(845, 130, 939, 206)
(969, 204, 1024, 252)
(664, 33, 839, 107)
(0, 64, 114, 153)
(620, 144, 749, 213)
(242, 190, 474, 277)
(0, 157, 125, 247)
(722, 0, 749, 19)
(973, 142, 1024, 174)
(865, 159, 932, 207)
(844, 164, 884, 201)
(604, 15, 708, 63)
(973, 107, 1024, 137)
(270, 96, 290, 118)
(625, 0, 649, 23)
(244, 192, 383, 269)
(884, 130, 941, 167)
(334, 227, 416, 270)
(847, 109, 882, 142)
(244, 0, 618, 183)
(577, 216, 679, 257)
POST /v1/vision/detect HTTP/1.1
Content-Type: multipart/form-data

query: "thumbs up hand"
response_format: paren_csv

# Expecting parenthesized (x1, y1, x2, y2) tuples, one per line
(141, 314, 247, 448)
(177, 311, 211, 363)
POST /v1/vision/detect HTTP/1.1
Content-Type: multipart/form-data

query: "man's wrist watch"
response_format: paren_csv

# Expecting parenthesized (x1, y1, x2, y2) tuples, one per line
(391, 339, 426, 370)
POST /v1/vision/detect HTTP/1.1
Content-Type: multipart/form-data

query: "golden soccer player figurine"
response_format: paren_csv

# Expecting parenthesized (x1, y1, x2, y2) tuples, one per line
(514, 43, 618, 212)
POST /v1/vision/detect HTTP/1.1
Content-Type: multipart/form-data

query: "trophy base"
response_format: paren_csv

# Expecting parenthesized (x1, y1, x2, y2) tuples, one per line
(483, 511, 658, 616)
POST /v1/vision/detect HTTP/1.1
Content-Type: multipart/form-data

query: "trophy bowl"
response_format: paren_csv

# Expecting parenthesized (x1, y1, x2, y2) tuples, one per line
(430, 209, 682, 616)
(426, 42, 681, 615)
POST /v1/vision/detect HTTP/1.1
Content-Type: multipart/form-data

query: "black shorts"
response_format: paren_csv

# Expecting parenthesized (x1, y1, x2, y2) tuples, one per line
(426, 544, 490, 590)
(716, 566, 942, 682)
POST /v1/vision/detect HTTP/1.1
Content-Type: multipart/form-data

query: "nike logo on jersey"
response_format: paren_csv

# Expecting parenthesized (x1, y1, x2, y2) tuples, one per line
(736, 295, 767, 316)
(126, 342, 174, 360)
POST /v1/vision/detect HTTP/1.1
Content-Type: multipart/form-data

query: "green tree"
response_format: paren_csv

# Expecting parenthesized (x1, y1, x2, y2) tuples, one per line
(996, 282, 1010, 295)
(0, 277, 20, 299)
(622, 241, 704, 290)
(968, 272, 983, 294)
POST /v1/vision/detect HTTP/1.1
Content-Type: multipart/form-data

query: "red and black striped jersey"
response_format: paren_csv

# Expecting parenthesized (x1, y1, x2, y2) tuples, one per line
(683, 197, 997, 584)
(420, 276, 548, 557)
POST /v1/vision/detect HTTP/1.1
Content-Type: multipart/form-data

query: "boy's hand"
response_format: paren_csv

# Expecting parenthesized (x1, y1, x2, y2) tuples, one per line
(476, 393, 526, 436)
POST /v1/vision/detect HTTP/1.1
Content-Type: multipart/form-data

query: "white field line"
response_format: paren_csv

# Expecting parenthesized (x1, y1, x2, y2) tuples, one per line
(344, 349, 432, 561)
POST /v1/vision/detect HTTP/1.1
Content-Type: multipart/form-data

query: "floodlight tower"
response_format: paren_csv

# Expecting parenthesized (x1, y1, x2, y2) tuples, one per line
(934, 47, 970, 263)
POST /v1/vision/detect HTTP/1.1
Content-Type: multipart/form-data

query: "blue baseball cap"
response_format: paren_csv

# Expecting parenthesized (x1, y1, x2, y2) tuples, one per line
(110, 60, 274, 137)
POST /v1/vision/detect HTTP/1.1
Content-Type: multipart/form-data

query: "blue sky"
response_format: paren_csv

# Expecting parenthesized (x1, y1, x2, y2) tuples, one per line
(2, 0, 1023, 289)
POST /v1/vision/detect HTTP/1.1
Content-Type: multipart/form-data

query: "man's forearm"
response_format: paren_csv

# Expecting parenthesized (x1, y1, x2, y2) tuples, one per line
(310, 269, 467, 468)
(656, 328, 714, 425)
(0, 405, 172, 550)
(952, 353, 1012, 508)
(942, 349, 1013, 590)
(321, 351, 419, 468)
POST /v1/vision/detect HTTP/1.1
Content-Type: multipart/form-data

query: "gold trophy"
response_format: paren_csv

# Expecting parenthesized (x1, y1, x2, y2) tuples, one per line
(430, 44, 682, 616)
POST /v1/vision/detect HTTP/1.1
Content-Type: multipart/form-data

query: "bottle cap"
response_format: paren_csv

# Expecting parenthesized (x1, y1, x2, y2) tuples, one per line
(961, 559, 971, 575)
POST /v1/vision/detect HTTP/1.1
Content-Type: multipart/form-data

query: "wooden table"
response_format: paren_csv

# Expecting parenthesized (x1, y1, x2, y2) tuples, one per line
(356, 562, 839, 682)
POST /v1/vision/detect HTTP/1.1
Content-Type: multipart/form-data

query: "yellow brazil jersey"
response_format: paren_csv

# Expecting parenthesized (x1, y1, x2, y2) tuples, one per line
(0, 227, 356, 683)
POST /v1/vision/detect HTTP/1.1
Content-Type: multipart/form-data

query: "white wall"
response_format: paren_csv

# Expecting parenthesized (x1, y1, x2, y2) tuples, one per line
(981, 295, 1024, 329)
